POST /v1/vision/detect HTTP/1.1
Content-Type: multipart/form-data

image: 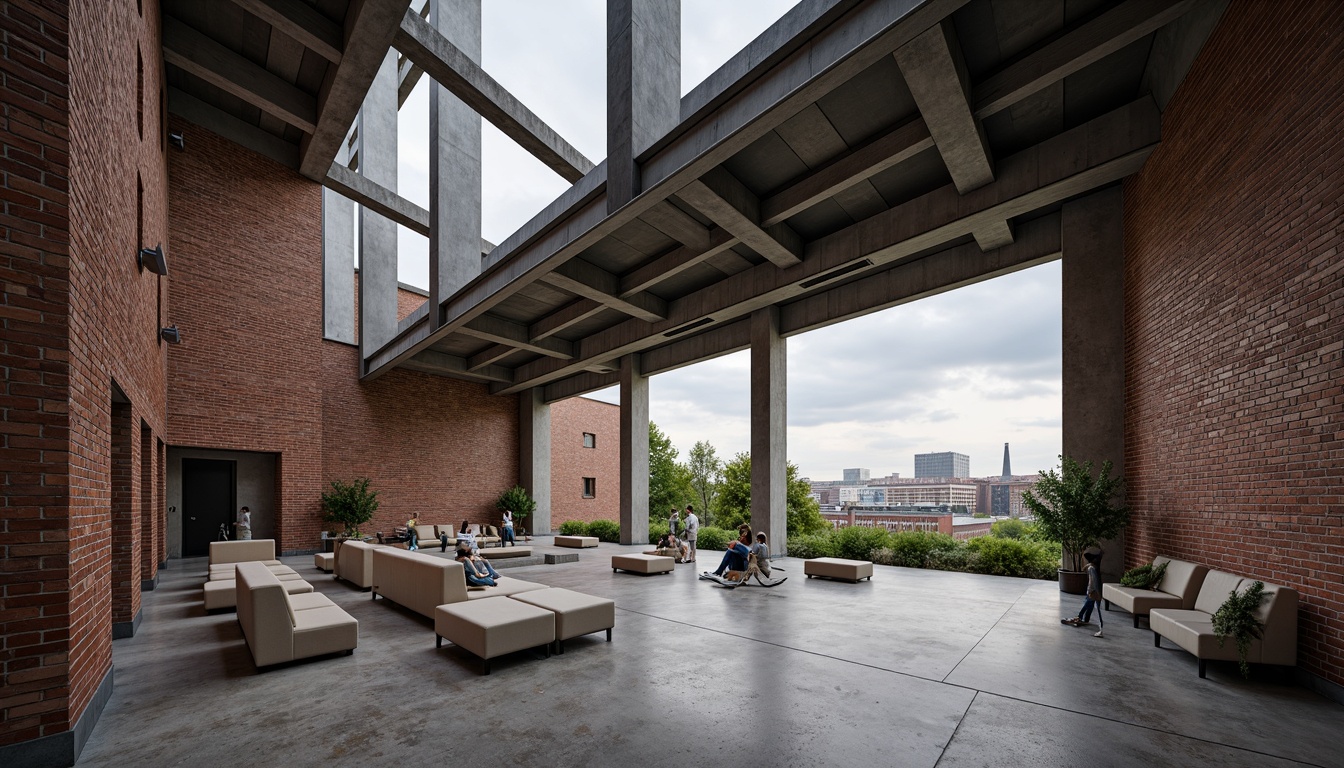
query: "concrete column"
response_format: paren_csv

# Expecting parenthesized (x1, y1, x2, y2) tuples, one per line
(619, 354, 649, 545)
(323, 140, 355, 344)
(518, 388, 551, 535)
(606, 0, 680, 212)
(358, 51, 399, 361)
(1062, 185, 1125, 582)
(750, 307, 787, 555)
(428, 0, 483, 313)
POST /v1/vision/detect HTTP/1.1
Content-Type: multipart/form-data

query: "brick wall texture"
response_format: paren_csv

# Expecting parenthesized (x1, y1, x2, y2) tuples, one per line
(1123, 0, 1344, 688)
(549, 396, 619, 527)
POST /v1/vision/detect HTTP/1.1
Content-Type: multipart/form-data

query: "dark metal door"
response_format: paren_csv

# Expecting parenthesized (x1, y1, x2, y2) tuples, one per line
(181, 459, 235, 557)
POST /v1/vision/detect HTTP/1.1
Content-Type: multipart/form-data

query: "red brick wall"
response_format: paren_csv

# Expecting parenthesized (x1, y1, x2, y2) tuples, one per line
(1123, 0, 1344, 688)
(550, 396, 619, 526)
(165, 115, 324, 554)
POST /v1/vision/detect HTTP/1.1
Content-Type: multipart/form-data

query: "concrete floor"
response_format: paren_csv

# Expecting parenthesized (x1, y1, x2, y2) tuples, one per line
(79, 540, 1343, 767)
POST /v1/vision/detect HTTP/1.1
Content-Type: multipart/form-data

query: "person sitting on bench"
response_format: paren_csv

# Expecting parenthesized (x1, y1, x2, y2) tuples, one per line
(455, 543, 498, 587)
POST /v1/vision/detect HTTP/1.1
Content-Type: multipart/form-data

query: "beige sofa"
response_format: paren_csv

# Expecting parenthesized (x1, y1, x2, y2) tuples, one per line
(414, 524, 503, 548)
(235, 561, 357, 668)
(1150, 569, 1299, 678)
(1102, 556, 1208, 627)
(209, 539, 280, 567)
(335, 540, 382, 589)
(370, 548, 546, 619)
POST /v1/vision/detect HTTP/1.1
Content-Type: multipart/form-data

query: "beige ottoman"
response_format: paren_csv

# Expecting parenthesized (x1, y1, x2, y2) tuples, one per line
(435, 596, 555, 675)
(510, 588, 616, 654)
(612, 553, 674, 575)
(314, 552, 334, 572)
(555, 535, 599, 548)
(804, 557, 873, 582)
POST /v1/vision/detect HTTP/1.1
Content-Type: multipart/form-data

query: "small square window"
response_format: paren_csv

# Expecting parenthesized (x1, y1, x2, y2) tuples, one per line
(583, 477, 596, 498)
(582, 432, 596, 449)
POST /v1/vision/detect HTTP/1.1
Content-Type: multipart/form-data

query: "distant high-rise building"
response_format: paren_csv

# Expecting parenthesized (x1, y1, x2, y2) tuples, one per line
(842, 468, 870, 484)
(914, 452, 970, 479)
(1001, 443, 1011, 480)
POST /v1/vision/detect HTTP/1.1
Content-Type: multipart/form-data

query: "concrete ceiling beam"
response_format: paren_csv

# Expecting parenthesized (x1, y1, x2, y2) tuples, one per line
(618, 227, 738, 297)
(638, 201, 711, 252)
(894, 19, 993, 194)
(228, 0, 344, 64)
(541, 259, 668, 322)
(972, 219, 1014, 251)
(324, 162, 431, 237)
(167, 87, 298, 168)
(459, 314, 574, 359)
(467, 344, 518, 371)
(528, 298, 608, 342)
(162, 16, 317, 133)
(676, 168, 802, 268)
(402, 349, 513, 383)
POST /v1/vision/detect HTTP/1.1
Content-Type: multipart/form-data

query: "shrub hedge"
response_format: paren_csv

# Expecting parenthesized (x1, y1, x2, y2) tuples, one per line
(558, 520, 588, 536)
(694, 526, 733, 552)
(787, 525, 1061, 580)
(585, 519, 622, 543)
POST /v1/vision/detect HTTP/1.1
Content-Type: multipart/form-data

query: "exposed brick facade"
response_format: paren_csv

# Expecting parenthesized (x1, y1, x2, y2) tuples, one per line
(550, 396, 619, 527)
(1123, 0, 1344, 689)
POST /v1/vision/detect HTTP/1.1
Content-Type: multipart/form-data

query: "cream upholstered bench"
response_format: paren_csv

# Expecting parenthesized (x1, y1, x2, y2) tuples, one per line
(209, 539, 280, 567)
(1151, 569, 1299, 678)
(1102, 555, 1208, 627)
(204, 563, 313, 611)
(235, 562, 357, 668)
(510, 587, 615, 654)
(314, 552, 334, 572)
(555, 535, 598, 548)
(612, 553, 674, 575)
(334, 540, 381, 589)
(435, 596, 555, 674)
(804, 557, 873, 582)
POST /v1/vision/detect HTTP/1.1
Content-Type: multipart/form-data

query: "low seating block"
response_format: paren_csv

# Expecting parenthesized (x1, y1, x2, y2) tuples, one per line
(555, 535, 599, 548)
(204, 576, 313, 611)
(1102, 556, 1208, 627)
(314, 552, 334, 572)
(544, 553, 579, 565)
(481, 547, 532, 559)
(435, 596, 555, 674)
(612, 554, 674, 575)
(209, 539, 277, 567)
(235, 561, 356, 668)
(510, 587, 615, 654)
(804, 557, 873, 582)
(1151, 568, 1298, 678)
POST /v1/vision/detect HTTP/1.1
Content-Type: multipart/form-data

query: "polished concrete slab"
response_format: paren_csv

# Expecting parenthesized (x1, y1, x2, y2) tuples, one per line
(79, 540, 1343, 767)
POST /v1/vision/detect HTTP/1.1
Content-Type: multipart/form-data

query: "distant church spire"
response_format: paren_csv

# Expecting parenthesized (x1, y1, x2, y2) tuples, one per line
(1001, 443, 1011, 480)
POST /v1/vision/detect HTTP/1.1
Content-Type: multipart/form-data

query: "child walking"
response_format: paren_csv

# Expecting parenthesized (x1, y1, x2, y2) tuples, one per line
(1061, 550, 1104, 637)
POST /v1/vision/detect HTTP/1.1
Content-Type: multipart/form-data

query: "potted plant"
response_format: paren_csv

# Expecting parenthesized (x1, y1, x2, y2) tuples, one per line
(1021, 455, 1128, 594)
(496, 485, 536, 538)
(321, 477, 379, 538)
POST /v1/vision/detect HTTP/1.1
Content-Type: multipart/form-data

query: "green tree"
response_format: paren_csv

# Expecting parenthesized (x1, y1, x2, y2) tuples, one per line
(686, 440, 723, 526)
(648, 422, 692, 525)
(1021, 455, 1128, 572)
(711, 452, 829, 536)
(321, 477, 379, 537)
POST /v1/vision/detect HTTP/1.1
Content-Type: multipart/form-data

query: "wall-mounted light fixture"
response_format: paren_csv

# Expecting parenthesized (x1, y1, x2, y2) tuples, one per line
(138, 243, 168, 275)
(168, 131, 185, 151)
(159, 326, 181, 344)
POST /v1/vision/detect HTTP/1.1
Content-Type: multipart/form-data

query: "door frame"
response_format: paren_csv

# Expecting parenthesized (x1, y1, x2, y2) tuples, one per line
(180, 458, 236, 557)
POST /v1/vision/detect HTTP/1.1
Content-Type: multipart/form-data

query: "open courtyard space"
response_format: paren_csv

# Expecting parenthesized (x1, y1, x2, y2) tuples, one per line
(78, 542, 1343, 768)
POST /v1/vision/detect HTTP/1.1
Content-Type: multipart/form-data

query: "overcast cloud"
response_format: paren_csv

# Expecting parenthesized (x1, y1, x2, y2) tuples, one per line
(388, 1, 1062, 481)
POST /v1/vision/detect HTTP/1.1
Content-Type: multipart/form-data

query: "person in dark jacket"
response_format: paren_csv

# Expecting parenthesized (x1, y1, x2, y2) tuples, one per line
(1061, 550, 1105, 637)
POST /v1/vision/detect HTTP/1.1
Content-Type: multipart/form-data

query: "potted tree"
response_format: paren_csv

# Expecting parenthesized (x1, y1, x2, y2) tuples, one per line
(1021, 455, 1128, 594)
(496, 485, 536, 539)
(322, 477, 379, 538)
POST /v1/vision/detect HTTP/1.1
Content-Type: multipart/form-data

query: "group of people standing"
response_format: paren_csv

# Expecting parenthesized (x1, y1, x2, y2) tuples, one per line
(658, 505, 699, 564)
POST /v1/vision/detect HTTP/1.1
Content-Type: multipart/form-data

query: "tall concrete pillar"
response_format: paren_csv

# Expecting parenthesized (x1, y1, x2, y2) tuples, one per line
(519, 388, 552, 535)
(428, 0, 483, 313)
(607, 0, 680, 212)
(1062, 185, 1125, 582)
(750, 307, 787, 555)
(358, 50, 399, 362)
(619, 354, 649, 545)
(323, 140, 355, 344)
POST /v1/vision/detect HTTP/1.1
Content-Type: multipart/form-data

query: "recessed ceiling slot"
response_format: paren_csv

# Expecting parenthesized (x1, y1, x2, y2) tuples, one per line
(798, 259, 873, 290)
(663, 317, 715, 337)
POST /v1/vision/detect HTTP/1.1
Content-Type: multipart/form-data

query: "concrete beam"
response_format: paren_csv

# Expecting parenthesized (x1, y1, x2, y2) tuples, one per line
(166, 87, 298, 168)
(467, 343, 516, 371)
(618, 227, 737, 296)
(396, 9, 594, 182)
(529, 298, 608, 342)
(496, 97, 1159, 394)
(228, 0, 343, 63)
(325, 162, 430, 236)
(750, 307, 786, 556)
(639, 200, 710, 252)
(162, 16, 317, 133)
(607, 0, 680, 211)
(458, 314, 574, 359)
(975, 0, 1196, 119)
(619, 354, 649, 545)
(894, 19, 993, 194)
(323, 142, 356, 344)
(972, 220, 1014, 251)
(543, 370, 620, 403)
(1140, 0, 1228, 112)
(519, 388, 552, 535)
(300, 0, 409, 181)
(401, 349, 513, 383)
(358, 51, 399, 362)
(676, 168, 802, 267)
(542, 259, 668, 322)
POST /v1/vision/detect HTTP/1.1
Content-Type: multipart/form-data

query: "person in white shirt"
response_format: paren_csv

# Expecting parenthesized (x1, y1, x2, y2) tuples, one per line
(682, 505, 699, 563)
(236, 506, 252, 540)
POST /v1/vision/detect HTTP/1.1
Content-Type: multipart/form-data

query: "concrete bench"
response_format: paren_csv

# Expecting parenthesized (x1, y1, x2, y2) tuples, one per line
(804, 557, 873, 583)
(555, 535, 599, 548)
(511, 587, 615, 654)
(612, 553, 674, 575)
(435, 596, 555, 674)
(314, 552, 334, 572)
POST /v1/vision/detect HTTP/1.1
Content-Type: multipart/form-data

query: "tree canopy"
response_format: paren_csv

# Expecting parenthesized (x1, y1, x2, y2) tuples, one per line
(686, 440, 723, 525)
(648, 422, 693, 524)
(710, 452, 829, 536)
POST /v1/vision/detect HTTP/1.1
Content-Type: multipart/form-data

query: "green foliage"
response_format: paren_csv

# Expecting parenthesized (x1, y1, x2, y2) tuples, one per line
(991, 518, 1030, 540)
(965, 536, 1058, 579)
(712, 453, 830, 536)
(1021, 455, 1129, 572)
(832, 525, 891, 561)
(972, 512, 991, 519)
(686, 440, 722, 526)
(321, 477, 379, 536)
(649, 423, 694, 521)
(786, 533, 839, 559)
(887, 531, 961, 568)
(694, 526, 733, 552)
(1120, 561, 1169, 590)
(585, 519, 622, 543)
(648, 521, 669, 545)
(788, 525, 1060, 581)
(1213, 581, 1268, 679)
(558, 520, 588, 536)
(495, 485, 535, 526)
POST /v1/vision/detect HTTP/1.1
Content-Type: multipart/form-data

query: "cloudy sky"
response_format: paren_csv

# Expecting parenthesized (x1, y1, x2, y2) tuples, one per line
(390, 1, 1063, 481)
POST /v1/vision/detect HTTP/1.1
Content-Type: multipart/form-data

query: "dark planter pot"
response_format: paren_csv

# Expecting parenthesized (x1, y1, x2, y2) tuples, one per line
(1058, 568, 1088, 594)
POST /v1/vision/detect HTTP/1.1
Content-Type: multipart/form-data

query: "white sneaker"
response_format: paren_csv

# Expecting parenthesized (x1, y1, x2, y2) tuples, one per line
(1094, 630, 1104, 638)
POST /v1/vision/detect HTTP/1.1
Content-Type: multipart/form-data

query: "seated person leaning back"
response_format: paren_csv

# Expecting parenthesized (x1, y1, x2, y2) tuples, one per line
(455, 542, 498, 587)
(702, 525, 752, 580)
(455, 520, 477, 552)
